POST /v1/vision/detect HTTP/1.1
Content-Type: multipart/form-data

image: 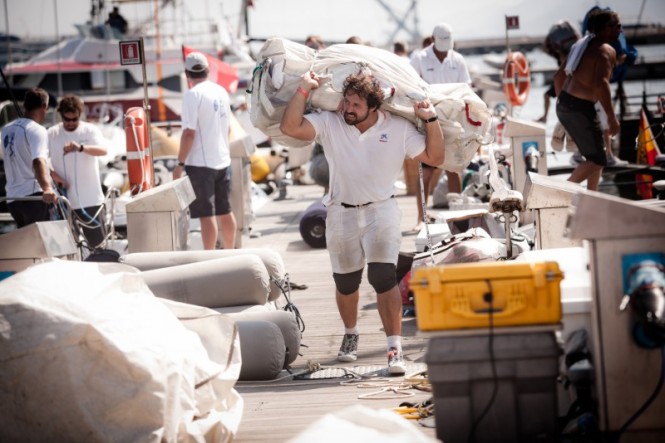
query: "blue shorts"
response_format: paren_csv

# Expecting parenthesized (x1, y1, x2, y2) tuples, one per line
(185, 165, 232, 218)
(556, 91, 607, 167)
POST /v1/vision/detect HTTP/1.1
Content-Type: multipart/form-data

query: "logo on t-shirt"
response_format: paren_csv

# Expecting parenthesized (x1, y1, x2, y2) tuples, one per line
(3, 133, 14, 157)
(379, 133, 388, 143)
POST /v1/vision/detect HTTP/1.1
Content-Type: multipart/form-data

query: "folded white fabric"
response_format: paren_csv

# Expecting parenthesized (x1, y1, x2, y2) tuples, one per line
(564, 33, 595, 75)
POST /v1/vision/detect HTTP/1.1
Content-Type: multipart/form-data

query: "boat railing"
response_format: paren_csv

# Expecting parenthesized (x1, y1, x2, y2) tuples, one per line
(0, 187, 121, 254)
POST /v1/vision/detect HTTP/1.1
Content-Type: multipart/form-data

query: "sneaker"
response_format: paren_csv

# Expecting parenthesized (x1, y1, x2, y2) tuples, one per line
(606, 156, 628, 166)
(387, 347, 406, 375)
(337, 334, 359, 362)
(551, 122, 565, 152)
(570, 152, 585, 166)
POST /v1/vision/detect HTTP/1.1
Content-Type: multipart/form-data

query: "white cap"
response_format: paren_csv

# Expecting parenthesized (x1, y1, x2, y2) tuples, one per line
(185, 52, 209, 72)
(432, 22, 453, 52)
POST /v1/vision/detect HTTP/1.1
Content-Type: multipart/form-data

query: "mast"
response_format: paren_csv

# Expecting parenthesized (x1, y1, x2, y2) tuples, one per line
(53, 0, 63, 99)
(3, 0, 11, 85)
(156, 0, 167, 121)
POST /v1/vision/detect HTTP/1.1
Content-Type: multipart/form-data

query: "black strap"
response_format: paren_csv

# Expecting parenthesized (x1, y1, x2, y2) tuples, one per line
(341, 195, 394, 208)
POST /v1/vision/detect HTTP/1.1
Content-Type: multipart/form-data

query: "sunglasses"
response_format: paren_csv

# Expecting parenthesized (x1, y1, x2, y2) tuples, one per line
(62, 115, 80, 123)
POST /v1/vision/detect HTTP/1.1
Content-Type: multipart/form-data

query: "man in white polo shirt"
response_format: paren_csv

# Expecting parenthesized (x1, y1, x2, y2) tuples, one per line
(174, 51, 237, 250)
(410, 22, 471, 226)
(280, 72, 444, 374)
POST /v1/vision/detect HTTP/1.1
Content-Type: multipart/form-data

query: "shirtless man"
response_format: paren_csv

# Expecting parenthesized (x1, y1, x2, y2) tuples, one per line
(554, 9, 622, 191)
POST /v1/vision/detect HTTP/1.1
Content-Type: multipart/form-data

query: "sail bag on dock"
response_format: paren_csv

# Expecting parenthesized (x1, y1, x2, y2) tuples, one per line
(0, 259, 242, 442)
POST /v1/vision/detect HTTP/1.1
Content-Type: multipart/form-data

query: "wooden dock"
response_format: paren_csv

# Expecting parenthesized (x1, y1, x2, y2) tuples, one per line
(233, 182, 439, 442)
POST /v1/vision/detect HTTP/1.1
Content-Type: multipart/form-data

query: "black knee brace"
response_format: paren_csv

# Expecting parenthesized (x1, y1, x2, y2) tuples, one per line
(367, 262, 397, 294)
(333, 269, 363, 295)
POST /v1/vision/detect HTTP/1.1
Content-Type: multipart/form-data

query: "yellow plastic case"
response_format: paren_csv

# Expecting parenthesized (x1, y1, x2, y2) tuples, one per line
(412, 261, 563, 331)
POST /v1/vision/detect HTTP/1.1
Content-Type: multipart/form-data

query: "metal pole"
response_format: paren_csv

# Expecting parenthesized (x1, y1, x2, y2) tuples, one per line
(3, 0, 12, 85)
(504, 15, 510, 53)
(504, 213, 513, 258)
(53, 0, 63, 99)
(153, 0, 166, 122)
(139, 37, 155, 187)
(0, 66, 22, 117)
(505, 16, 512, 118)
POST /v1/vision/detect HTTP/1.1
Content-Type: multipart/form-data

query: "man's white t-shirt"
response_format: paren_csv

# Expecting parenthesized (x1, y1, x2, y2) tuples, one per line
(410, 46, 471, 85)
(304, 110, 425, 206)
(181, 80, 231, 170)
(48, 122, 105, 209)
(1, 118, 49, 199)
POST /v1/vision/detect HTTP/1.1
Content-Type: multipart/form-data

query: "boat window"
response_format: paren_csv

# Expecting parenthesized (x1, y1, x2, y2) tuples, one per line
(90, 70, 125, 91)
(158, 75, 182, 92)
(38, 73, 91, 93)
(29, 38, 82, 64)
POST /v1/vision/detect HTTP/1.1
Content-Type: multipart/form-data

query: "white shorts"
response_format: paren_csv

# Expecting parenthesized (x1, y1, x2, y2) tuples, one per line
(325, 198, 401, 274)
(594, 102, 609, 131)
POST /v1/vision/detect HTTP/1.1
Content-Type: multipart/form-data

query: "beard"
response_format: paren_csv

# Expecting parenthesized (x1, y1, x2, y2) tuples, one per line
(343, 108, 370, 126)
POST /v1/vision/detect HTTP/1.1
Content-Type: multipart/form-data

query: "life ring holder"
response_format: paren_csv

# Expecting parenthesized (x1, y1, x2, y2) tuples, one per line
(502, 51, 531, 106)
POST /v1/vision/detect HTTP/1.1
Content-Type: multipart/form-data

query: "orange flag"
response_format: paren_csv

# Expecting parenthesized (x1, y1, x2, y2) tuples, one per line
(182, 45, 239, 93)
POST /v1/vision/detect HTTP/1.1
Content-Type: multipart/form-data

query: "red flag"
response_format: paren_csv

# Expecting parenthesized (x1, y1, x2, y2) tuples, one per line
(506, 16, 520, 30)
(635, 107, 663, 199)
(182, 45, 239, 93)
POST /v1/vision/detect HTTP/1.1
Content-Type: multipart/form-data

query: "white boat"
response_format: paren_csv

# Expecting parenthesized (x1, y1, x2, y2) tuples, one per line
(3, 8, 254, 123)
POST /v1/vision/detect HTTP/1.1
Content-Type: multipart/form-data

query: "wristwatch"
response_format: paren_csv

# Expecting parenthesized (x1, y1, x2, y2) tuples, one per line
(78, 143, 84, 152)
(177, 161, 185, 167)
(422, 116, 438, 123)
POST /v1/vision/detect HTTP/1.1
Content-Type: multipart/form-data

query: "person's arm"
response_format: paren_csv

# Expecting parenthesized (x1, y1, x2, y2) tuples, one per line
(412, 101, 444, 166)
(280, 72, 319, 141)
(62, 141, 107, 156)
(33, 158, 57, 203)
(596, 44, 619, 136)
(173, 128, 195, 180)
(553, 61, 567, 97)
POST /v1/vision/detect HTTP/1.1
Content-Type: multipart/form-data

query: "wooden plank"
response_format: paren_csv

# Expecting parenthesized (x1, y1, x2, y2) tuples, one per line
(233, 184, 437, 441)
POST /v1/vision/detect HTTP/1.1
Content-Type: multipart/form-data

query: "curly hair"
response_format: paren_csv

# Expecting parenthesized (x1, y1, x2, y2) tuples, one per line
(57, 95, 85, 116)
(343, 74, 384, 110)
(586, 9, 619, 34)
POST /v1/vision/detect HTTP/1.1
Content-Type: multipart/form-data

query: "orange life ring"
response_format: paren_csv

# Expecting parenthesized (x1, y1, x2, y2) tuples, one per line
(124, 107, 153, 195)
(502, 51, 531, 106)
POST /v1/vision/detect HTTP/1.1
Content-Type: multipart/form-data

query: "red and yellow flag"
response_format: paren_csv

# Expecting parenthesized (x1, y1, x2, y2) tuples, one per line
(635, 107, 663, 199)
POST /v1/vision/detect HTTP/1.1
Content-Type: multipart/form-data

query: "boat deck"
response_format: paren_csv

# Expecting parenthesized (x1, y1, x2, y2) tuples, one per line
(234, 182, 439, 442)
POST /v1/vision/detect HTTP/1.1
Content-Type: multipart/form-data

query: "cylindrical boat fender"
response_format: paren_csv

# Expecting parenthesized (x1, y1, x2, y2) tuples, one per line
(502, 51, 531, 106)
(124, 107, 153, 195)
